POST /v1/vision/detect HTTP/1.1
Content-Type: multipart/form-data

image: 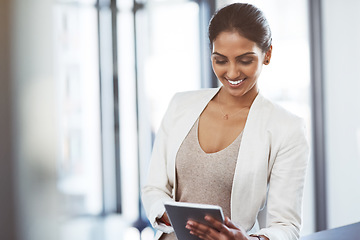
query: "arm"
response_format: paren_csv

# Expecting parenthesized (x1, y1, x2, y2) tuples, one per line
(255, 118, 309, 240)
(141, 95, 178, 233)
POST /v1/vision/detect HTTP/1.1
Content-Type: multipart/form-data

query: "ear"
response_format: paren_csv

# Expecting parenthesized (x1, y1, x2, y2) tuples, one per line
(263, 45, 272, 65)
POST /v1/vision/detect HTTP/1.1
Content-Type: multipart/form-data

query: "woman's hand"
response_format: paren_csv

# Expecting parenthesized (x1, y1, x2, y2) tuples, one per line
(157, 212, 171, 226)
(185, 216, 251, 240)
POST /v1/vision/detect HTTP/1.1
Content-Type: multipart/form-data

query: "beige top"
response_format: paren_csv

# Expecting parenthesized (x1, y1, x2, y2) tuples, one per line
(160, 119, 242, 240)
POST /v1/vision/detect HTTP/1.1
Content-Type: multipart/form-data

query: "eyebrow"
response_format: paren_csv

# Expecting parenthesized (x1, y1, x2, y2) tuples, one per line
(212, 51, 256, 58)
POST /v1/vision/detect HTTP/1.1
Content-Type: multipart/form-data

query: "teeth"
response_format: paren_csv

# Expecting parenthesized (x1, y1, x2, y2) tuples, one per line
(228, 79, 244, 85)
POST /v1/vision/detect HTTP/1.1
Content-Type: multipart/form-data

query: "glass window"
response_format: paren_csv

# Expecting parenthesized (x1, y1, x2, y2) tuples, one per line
(54, 4, 102, 216)
(140, 0, 202, 132)
(119, 0, 204, 224)
(55, 0, 213, 239)
(117, 0, 139, 221)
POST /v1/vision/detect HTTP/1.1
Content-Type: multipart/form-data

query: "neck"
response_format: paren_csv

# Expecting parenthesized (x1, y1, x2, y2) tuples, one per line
(218, 87, 258, 108)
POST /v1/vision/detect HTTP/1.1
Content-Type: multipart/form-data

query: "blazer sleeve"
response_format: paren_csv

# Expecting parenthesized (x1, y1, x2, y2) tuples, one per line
(255, 118, 309, 240)
(141, 94, 178, 233)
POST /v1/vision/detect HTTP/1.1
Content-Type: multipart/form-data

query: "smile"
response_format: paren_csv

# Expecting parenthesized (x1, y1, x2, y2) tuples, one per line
(227, 78, 245, 85)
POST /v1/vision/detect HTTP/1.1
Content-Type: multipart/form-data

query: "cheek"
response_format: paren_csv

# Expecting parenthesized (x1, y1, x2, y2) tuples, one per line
(242, 63, 262, 77)
(211, 63, 224, 76)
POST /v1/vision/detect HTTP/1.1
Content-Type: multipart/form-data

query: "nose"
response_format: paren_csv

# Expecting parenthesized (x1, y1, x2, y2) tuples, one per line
(227, 62, 240, 79)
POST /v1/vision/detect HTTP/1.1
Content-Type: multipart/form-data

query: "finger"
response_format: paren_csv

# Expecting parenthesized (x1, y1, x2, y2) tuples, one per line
(188, 226, 215, 240)
(190, 227, 217, 240)
(194, 228, 218, 240)
(204, 215, 230, 234)
(186, 220, 219, 240)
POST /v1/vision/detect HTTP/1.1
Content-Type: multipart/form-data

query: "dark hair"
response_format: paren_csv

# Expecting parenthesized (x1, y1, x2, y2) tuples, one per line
(208, 3, 272, 52)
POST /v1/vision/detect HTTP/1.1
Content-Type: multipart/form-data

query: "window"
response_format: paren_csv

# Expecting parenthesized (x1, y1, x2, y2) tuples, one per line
(55, 0, 214, 239)
(119, 0, 213, 224)
(54, 1, 103, 216)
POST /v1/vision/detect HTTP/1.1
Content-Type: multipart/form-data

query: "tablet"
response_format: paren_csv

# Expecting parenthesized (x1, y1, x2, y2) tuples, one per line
(164, 202, 224, 240)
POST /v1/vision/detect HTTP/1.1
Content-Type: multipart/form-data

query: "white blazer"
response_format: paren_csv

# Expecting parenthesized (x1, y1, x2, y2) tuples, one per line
(141, 88, 309, 240)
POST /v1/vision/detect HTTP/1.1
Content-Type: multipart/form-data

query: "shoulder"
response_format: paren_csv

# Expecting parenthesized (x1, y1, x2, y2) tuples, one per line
(253, 94, 308, 152)
(160, 88, 219, 126)
(172, 88, 219, 101)
(169, 88, 219, 108)
(253, 94, 307, 145)
(255, 94, 304, 127)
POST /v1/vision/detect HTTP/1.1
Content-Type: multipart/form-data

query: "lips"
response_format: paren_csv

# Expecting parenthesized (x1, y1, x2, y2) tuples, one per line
(226, 78, 246, 85)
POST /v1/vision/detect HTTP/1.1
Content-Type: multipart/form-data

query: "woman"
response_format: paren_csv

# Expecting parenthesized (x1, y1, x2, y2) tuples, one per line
(142, 3, 309, 240)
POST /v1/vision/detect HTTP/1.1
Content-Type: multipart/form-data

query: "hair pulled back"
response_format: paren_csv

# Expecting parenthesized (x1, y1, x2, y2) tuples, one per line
(208, 3, 272, 53)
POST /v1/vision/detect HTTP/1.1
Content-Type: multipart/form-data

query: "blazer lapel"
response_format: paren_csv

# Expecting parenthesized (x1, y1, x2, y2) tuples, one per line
(169, 88, 220, 196)
(231, 93, 272, 230)
(170, 88, 220, 156)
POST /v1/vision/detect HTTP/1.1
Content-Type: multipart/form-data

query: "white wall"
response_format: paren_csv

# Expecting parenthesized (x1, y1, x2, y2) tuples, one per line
(322, 0, 360, 229)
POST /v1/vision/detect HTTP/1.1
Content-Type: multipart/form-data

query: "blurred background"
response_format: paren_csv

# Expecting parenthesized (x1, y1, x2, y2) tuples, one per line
(1, 0, 360, 239)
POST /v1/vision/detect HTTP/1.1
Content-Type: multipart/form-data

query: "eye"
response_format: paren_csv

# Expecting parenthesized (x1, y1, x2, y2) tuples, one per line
(212, 55, 254, 65)
(240, 60, 253, 65)
(215, 60, 227, 65)
(212, 55, 228, 65)
(238, 57, 254, 65)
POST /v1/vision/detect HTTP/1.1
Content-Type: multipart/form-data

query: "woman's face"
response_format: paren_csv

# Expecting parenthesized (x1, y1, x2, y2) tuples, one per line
(211, 31, 271, 99)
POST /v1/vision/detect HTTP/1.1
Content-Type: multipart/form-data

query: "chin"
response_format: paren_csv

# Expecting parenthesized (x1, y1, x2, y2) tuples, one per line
(224, 85, 258, 99)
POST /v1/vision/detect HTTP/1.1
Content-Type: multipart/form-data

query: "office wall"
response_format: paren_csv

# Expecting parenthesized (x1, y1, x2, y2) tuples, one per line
(322, 0, 360, 228)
